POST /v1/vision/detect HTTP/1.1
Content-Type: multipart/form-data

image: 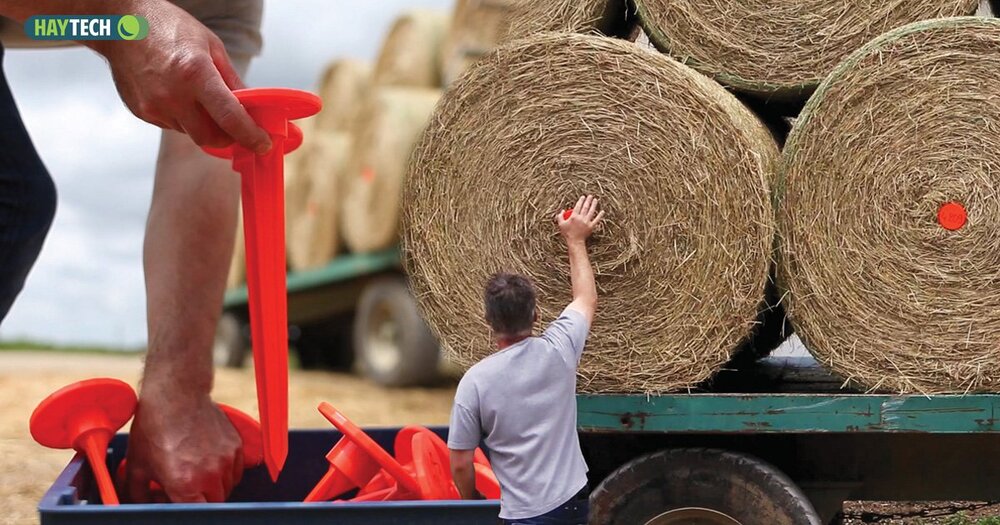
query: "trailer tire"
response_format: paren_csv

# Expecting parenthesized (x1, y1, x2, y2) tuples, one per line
(213, 312, 249, 368)
(354, 275, 439, 387)
(590, 448, 821, 525)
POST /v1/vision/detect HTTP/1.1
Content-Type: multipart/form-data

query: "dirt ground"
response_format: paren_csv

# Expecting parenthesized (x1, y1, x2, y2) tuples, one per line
(3, 350, 998, 525)
(0, 350, 456, 525)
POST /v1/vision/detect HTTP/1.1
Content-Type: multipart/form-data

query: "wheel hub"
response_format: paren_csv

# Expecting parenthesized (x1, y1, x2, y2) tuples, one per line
(644, 507, 743, 525)
(367, 303, 401, 374)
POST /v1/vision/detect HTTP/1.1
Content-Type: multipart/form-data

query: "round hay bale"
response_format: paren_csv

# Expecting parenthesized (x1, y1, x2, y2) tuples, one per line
(287, 132, 351, 271)
(440, 0, 515, 86)
(341, 88, 442, 254)
(634, 0, 980, 99)
(403, 33, 779, 393)
(373, 10, 448, 88)
(503, 0, 630, 42)
(779, 17, 1000, 394)
(315, 59, 371, 132)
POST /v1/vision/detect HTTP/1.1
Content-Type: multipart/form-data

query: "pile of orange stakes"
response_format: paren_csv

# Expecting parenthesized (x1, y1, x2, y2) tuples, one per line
(29, 378, 263, 505)
(29, 380, 501, 504)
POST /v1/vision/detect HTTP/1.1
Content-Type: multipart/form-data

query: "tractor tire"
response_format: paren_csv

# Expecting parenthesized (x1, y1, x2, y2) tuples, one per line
(213, 312, 249, 368)
(590, 448, 821, 525)
(354, 275, 439, 387)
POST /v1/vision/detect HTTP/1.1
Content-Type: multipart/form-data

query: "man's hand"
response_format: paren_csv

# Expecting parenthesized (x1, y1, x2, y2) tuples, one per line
(93, 1, 271, 152)
(124, 387, 243, 503)
(557, 195, 604, 244)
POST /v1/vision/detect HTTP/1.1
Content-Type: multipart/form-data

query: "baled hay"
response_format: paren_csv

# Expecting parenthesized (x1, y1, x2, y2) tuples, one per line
(315, 59, 371, 132)
(373, 10, 449, 88)
(779, 17, 1000, 394)
(503, 0, 630, 43)
(341, 88, 441, 254)
(287, 132, 351, 271)
(403, 33, 778, 393)
(635, 0, 980, 99)
(440, 0, 515, 86)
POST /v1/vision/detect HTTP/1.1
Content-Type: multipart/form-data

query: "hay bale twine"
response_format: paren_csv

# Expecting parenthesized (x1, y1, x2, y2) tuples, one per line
(341, 88, 441, 254)
(503, 0, 630, 42)
(440, 0, 515, 86)
(287, 132, 351, 271)
(634, 0, 980, 100)
(403, 33, 778, 393)
(373, 10, 448, 88)
(779, 17, 1000, 394)
(315, 59, 371, 132)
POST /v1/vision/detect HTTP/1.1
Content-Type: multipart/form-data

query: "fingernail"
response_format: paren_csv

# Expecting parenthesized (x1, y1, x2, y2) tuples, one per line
(255, 139, 272, 155)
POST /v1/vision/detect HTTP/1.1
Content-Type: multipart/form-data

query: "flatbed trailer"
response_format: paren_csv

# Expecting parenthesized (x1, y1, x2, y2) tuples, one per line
(41, 356, 1000, 524)
(214, 248, 443, 387)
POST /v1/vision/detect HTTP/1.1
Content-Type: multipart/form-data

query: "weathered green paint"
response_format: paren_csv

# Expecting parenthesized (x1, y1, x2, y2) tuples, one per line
(577, 394, 1000, 433)
(223, 249, 400, 308)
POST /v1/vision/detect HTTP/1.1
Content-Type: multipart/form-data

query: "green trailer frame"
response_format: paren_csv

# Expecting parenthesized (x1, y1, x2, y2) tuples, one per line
(574, 367, 1000, 524)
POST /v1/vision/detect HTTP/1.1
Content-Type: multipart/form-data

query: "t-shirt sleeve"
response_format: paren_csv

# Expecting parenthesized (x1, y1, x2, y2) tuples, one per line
(447, 377, 481, 450)
(541, 306, 591, 367)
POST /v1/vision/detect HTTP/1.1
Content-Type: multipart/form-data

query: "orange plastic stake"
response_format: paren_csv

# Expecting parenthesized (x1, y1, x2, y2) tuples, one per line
(202, 88, 321, 481)
(30, 379, 137, 505)
(317, 403, 422, 496)
(303, 436, 381, 502)
(411, 432, 458, 500)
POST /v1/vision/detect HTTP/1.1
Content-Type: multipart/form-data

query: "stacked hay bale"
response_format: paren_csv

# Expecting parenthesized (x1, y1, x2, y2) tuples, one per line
(440, 0, 515, 86)
(503, 0, 631, 42)
(340, 10, 447, 254)
(632, 0, 980, 100)
(403, 34, 778, 393)
(778, 17, 1000, 393)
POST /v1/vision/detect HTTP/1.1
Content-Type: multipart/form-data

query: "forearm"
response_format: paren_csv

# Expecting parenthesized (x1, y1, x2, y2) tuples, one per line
(567, 240, 596, 309)
(452, 464, 477, 499)
(141, 131, 240, 398)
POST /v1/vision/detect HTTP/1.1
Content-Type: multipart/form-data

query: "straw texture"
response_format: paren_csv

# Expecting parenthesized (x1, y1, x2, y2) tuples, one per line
(635, 0, 979, 99)
(403, 33, 778, 393)
(780, 17, 1000, 394)
(504, 0, 629, 42)
(373, 10, 449, 88)
(287, 132, 351, 271)
(341, 88, 441, 254)
(440, 0, 515, 86)
(315, 59, 371, 132)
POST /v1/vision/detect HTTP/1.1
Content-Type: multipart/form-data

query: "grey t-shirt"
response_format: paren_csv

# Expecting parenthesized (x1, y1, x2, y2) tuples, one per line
(448, 307, 590, 520)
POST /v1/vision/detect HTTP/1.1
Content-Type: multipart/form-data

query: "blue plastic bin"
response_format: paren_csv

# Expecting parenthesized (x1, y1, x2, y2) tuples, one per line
(39, 427, 501, 524)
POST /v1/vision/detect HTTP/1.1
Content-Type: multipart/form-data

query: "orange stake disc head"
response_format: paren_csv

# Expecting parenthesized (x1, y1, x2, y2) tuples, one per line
(217, 404, 264, 467)
(203, 121, 305, 160)
(30, 378, 136, 449)
(411, 433, 457, 500)
(938, 201, 967, 231)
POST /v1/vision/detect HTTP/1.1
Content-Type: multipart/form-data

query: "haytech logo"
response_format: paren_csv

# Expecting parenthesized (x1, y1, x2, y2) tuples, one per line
(25, 15, 149, 41)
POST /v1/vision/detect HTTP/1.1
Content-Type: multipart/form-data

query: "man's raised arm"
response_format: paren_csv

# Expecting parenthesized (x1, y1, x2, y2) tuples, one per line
(556, 195, 604, 326)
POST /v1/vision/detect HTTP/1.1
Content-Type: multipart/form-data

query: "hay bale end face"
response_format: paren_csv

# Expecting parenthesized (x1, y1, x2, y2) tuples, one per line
(373, 10, 449, 88)
(315, 60, 371, 132)
(341, 88, 441, 254)
(441, 0, 515, 87)
(780, 17, 1000, 394)
(635, 0, 979, 99)
(287, 132, 351, 271)
(404, 33, 778, 393)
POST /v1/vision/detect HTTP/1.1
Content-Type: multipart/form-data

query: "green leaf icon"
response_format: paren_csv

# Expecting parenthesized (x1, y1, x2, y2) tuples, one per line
(117, 15, 141, 40)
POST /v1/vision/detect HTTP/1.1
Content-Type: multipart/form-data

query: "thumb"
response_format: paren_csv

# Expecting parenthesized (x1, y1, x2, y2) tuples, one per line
(126, 465, 154, 504)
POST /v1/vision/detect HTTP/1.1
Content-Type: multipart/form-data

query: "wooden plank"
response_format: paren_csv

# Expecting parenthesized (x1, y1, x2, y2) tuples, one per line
(576, 394, 1000, 433)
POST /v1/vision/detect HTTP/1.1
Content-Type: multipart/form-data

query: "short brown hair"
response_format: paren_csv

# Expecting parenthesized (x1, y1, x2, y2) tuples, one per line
(484, 272, 536, 336)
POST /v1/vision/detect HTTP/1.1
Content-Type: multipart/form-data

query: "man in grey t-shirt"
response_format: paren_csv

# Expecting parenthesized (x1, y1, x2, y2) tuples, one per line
(448, 195, 605, 525)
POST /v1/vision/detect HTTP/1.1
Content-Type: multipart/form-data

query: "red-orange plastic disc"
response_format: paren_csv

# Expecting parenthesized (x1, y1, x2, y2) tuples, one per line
(232, 88, 322, 120)
(562, 209, 573, 220)
(30, 378, 136, 449)
(318, 403, 420, 495)
(218, 404, 264, 467)
(938, 201, 967, 231)
(411, 433, 457, 500)
(394, 426, 447, 465)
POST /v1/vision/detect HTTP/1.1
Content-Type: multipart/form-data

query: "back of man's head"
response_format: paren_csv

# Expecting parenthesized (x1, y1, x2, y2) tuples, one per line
(484, 272, 536, 337)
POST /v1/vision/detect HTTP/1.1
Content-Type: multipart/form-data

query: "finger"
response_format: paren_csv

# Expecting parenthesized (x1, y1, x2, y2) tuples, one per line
(209, 40, 246, 91)
(573, 196, 585, 216)
(127, 466, 153, 504)
(203, 479, 226, 503)
(583, 195, 596, 218)
(231, 455, 245, 496)
(177, 104, 230, 148)
(591, 210, 606, 227)
(196, 75, 271, 154)
(554, 211, 563, 224)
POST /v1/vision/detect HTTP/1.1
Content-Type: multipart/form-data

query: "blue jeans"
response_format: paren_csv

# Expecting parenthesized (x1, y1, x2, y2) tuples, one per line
(0, 43, 57, 323)
(503, 490, 590, 525)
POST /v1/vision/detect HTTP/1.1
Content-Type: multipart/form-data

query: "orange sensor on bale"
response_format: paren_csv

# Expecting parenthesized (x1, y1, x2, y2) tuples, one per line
(938, 201, 967, 231)
(203, 88, 322, 481)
